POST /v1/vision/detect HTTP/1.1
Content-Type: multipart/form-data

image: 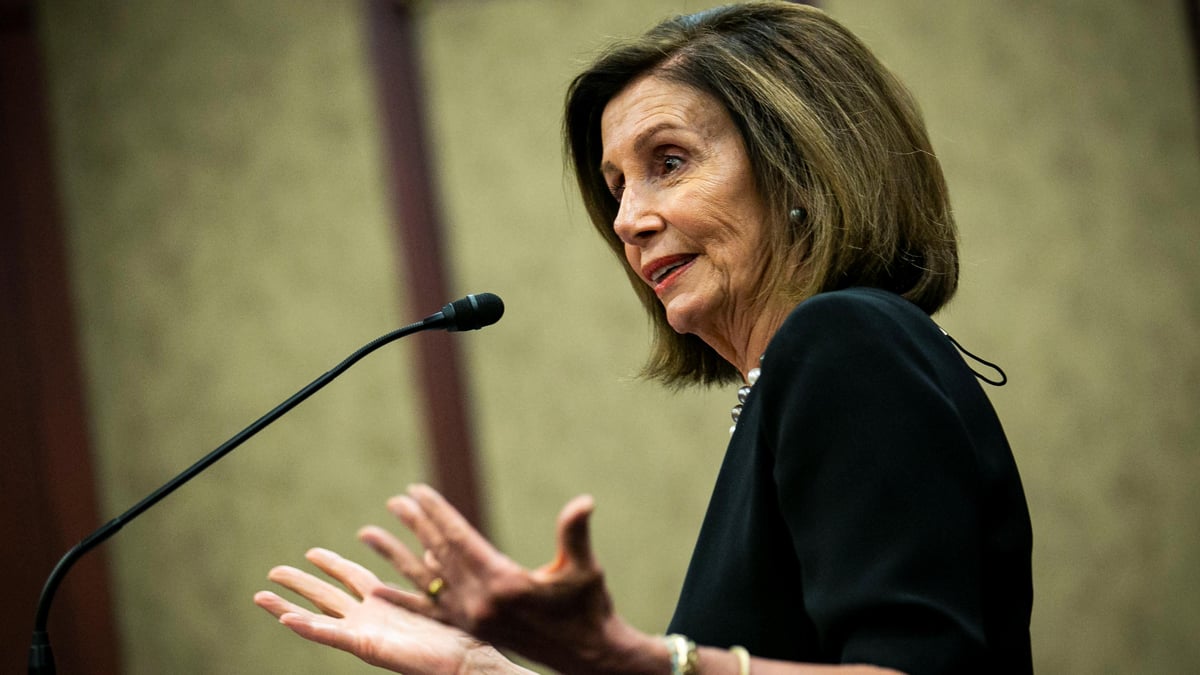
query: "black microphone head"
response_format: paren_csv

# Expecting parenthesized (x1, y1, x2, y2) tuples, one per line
(441, 292, 504, 331)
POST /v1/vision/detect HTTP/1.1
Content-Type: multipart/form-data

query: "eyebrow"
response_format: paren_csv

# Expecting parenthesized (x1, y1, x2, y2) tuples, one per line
(599, 121, 686, 178)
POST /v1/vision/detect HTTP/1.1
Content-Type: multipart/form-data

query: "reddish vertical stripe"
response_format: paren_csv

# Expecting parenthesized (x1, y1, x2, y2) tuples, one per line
(0, 2, 121, 672)
(364, 0, 488, 533)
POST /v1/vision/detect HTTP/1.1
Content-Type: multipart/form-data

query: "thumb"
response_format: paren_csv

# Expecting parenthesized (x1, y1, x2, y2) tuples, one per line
(543, 494, 596, 574)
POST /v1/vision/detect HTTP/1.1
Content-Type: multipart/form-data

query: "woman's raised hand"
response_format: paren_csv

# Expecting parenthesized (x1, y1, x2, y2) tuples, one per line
(367, 484, 658, 675)
(254, 546, 530, 674)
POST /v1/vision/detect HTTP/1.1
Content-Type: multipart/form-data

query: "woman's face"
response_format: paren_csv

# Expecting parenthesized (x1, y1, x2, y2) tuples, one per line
(600, 75, 771, 347)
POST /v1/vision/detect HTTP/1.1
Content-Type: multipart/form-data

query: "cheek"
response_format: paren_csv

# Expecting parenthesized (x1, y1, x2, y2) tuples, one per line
(623, 243, 641, 274)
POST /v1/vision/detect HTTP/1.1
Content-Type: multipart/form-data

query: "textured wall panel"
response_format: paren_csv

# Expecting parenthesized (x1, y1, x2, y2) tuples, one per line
(40, 1, 423, 672)
(828, 2, 1200, 672)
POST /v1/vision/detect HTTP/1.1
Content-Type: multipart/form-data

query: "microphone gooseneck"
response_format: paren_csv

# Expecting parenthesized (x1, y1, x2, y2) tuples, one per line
(28, 293, 503, 675)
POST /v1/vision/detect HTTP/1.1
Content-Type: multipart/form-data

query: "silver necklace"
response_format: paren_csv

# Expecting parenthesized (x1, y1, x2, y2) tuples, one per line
(729, 357, 763, 435)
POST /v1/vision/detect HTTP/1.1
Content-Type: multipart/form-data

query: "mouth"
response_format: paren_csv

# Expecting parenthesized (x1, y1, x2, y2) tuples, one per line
(642, 254, 697, 291)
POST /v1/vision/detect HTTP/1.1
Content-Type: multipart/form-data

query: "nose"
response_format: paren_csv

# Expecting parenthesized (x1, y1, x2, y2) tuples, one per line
(612, 185, 664, 246)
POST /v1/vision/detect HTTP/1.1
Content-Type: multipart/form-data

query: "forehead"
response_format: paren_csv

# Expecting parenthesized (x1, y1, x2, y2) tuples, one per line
(599, 75, 729, 170)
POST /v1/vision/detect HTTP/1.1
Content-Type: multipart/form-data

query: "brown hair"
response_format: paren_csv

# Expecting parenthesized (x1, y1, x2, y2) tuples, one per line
(564, 2, 958, 387)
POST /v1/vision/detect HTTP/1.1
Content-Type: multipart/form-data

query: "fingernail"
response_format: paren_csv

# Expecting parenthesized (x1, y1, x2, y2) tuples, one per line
(389, 496, 414, 516)
(269, 565, 295, 575)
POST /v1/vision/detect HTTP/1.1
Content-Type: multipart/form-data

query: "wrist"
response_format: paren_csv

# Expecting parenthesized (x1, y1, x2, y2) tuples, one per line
(696, 645, 747, 675)
(581, 615, 670, 675)
(580, 623, 750, 675)
(663, 634, 699, 675)
(462, 642, 538, 675)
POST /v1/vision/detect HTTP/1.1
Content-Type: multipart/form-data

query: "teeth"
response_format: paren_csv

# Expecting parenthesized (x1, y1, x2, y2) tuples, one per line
(652, 259, 687, 283)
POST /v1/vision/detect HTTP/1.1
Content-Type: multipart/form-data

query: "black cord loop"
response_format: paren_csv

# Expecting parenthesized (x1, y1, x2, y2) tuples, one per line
(941, 329, 1008, 386)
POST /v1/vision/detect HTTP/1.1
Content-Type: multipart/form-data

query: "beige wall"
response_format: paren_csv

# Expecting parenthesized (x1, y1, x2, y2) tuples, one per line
(39, 0, 1199, 673)
(40, 2, 423, 672)
(823, 2, 1200, 671)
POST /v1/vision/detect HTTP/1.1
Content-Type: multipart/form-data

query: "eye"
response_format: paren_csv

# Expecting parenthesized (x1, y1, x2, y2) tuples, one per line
(608, 180, 625, 203)
(662, 155, 683, 174)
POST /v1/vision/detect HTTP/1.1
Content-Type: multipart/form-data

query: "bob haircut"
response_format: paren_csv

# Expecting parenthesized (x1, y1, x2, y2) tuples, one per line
(564, 2, 958, 387)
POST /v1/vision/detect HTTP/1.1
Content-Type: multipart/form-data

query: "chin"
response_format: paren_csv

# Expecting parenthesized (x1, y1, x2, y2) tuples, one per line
(662, 295, 712, 338)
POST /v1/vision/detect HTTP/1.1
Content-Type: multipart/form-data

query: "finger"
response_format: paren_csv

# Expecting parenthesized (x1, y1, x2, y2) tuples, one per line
(423, 549, 444, 574)
(406, 484, 477, 538)
(359, 525, 434, 590)
(388, 494, 450, 559)
(541, 494, 597, 575)
(266, 564, 356, 618)
(254, 590, 312, 620)
(357, 525, 406, 561)
(558, 494, 597, 568)
(372, 583, 436, 615)
(403, 484, 498, 571)
(278, 611, 359, 653)
(304, 548, 382, 599)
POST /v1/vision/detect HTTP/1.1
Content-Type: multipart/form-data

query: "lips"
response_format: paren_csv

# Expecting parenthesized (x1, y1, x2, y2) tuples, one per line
(642, 254, 697, 290)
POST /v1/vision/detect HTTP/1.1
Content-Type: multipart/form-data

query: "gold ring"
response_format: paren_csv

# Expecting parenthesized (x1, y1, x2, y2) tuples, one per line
(426, 577, 446, 600)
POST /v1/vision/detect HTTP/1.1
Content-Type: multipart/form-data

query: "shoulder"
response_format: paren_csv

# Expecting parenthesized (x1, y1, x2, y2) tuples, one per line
(786, 287, 931, 333)
(766, 287, 944, 366)
(754, 288, 983, 420)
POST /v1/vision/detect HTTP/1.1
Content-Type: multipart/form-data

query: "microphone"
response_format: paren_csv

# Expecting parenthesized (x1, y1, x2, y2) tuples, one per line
(28, 293, 504, 675)
(423, 292, 505, 332)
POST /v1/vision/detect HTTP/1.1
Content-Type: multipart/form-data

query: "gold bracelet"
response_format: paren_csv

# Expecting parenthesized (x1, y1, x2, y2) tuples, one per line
(730, 645, 750, 675)
(663, 634, 699, 675)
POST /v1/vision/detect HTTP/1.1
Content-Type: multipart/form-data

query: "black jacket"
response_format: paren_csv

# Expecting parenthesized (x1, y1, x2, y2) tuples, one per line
(667, 288, 1033, 675)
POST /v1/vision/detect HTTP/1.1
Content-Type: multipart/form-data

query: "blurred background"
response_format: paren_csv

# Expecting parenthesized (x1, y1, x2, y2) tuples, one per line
(3, 0, 1197, 673)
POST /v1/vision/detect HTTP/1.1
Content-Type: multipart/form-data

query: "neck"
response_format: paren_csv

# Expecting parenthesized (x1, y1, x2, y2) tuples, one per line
(699, 300, 791, 382)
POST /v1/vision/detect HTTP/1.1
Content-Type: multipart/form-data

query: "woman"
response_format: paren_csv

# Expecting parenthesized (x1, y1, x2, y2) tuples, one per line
(255, 3, 1033, 674)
